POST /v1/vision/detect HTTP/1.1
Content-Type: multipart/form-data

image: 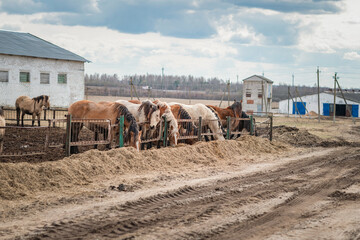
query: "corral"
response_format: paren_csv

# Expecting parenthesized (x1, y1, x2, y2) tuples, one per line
(1, 99, 360, 240)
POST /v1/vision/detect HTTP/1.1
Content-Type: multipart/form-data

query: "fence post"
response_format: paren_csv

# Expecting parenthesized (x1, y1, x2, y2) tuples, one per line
(65, 114, 72, 157)
(226, 116, 231, 140)
(44, 109, 47, 120)
(250, 115, 254, 136)
(198, 116, 202, 141)
(269, 115, 273, 141)
(119, 116, 124, 147)
(53, 110, 56, 127)
(163, 116, 168, 147)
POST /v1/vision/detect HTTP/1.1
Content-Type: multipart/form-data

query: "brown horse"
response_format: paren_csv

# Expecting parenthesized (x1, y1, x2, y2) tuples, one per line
(207, 100, 242, 132)
(16, 95, 50, 126)
(0, 107, 5, 154)
(170, 104, 198, 144)
(68, 100, 141, 153)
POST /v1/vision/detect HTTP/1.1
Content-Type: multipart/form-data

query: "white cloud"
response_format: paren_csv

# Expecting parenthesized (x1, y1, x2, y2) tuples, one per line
(343, 51, 360, 60)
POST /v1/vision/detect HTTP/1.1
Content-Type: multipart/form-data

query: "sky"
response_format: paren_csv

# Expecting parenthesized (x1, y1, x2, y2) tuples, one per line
(0, 0, 359, 88)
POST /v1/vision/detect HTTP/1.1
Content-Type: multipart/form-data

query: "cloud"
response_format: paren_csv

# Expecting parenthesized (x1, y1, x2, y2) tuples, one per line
(224, 0, 344, 14)
(343, 51, 360, 60)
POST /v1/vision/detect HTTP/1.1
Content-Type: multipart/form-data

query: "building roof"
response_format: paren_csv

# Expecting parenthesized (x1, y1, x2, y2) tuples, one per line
(243, 75, 274, 84)
(0, 30, 89, 62)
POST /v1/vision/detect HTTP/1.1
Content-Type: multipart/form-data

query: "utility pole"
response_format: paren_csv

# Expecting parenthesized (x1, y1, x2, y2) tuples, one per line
(161, 67, 164, 98)
(317, 67, 320, 123)
(333, 73, 338, 123)
(227, 80, 230, 106)
(130, 77, 133, 100)
(288, 86, 290, 117)
(292, 74, 297, 117)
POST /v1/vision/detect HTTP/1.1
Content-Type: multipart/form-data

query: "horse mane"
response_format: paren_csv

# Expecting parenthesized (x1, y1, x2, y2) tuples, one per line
(206, 106, 225, 134)
(138, 100, 156, 120)
(228, 101, 242, 117)
(33, 95, 49, 103)
(178, 105, 198, 135)
(0, 107, 3, 117)
(113, 103, 139, 143)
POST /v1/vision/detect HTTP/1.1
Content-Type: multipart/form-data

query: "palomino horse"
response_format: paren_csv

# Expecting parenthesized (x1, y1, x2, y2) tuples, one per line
(68, 100, 141, 153)
(115, 99, 161, 138)
(170, 104, 198, 144)
(0, 107, 5, 154)
(169, 102, 225, 141)
(153, 100, 179, 146)
(15, 95, 50, 126)
(207, 100, 242, 133)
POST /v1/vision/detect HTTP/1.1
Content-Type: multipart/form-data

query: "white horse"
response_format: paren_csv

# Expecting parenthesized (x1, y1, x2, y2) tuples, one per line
(0, 107, 5, 153)
(153, 100, 179, 146)
(169, 102, 225, 141)
(115, 99, 161, 138)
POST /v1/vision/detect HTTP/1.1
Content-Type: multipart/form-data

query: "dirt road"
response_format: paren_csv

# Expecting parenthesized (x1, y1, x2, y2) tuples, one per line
(6, 146, 359, 240)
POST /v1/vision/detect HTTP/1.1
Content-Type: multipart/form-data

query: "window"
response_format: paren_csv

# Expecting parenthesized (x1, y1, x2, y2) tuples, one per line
(246, 92, 251, 98)
(58, 73, 67, 84)
(0, 71, 8, 82)
(258, 92, 263, 98)
(40, 73, 50, 84)
(20, 72, 30, 82)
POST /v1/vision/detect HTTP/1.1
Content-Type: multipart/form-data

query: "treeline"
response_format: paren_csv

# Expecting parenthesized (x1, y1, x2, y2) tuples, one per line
(84, 73, 336, 102)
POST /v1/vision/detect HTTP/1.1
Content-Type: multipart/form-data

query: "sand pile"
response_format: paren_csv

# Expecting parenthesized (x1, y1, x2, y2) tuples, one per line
(0, 136, 288, 200)
(273, 125, 322, 146)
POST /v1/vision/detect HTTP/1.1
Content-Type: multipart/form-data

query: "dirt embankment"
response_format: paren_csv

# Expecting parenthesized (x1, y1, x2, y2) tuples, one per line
(0, 136, 289, 201)
(273, 125, 359, 147)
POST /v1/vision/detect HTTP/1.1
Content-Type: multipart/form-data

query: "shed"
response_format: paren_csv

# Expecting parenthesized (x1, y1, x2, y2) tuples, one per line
(242, 75, 273, 114)
(278, 92, 360, 117)
(0, 30, 89, 108)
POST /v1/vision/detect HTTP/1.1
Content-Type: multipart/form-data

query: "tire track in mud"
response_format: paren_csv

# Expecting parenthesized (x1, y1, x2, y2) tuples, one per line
(22, 147, 360, 240)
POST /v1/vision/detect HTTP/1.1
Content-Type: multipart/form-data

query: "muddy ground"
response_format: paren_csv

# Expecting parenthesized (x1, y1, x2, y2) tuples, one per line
(0, 116, 360, 239)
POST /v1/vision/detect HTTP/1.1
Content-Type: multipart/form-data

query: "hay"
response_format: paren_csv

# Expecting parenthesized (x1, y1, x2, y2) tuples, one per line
(0, 136, 289, 200)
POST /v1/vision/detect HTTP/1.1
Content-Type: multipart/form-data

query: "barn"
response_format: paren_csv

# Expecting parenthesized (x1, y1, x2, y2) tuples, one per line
(278, 92, 360, 117)
(242, 75, 273, 114)
(0, 30, 89, 108)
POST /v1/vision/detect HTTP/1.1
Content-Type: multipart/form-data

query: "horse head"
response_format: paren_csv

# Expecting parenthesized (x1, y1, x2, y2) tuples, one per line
(129, 126, 141, 151)
(43, 95, 50, 109)
(230, 100, 242, 118)
(169, 125, 179, 146)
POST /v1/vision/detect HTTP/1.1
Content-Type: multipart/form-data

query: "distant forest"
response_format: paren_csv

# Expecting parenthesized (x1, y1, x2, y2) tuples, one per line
(85, 73, 336, 102)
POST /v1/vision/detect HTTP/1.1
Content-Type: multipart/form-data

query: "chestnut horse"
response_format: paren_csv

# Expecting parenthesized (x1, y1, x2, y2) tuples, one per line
(16, 95, 50, 126)
(0, 107, 5, 154)
(207, 100, 242, 132)
(68, 100, 141, 153)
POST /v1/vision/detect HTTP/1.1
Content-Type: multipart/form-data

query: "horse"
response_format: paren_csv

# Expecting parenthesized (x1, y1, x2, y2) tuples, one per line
(68, 100, 141, 153)
(207, 100, 242, 132)
(0, 107, 5, 154)
(153, 100, 179, 146)
(169, 103, 225, 141)
(115, 100, 161, 139)
(170, 104, 198, 144)
(238, 111, 257, 136)
(15, 95, 50, 126)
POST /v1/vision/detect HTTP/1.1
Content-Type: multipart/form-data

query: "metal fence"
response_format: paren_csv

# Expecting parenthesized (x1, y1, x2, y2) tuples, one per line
(1, 113, 273, 159)
(3, 107, 68, 126)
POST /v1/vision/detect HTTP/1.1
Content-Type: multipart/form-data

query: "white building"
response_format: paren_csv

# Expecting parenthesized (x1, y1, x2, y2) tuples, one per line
(242, 75, 273, 114)
(0, 30, 89, 108)
(278, 92, 360, 117)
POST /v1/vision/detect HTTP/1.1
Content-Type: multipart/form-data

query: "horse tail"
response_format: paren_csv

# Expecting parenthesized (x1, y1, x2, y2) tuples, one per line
(16, 105, 20, 126)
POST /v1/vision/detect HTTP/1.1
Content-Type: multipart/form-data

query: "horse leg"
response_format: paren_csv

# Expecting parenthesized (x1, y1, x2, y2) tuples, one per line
(37, 113, 40, 126)
(31, 113, 35, 126)
(16, 107, 20, 126)
(94, 131, 99, 149)
(21, 112, 25, 127)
